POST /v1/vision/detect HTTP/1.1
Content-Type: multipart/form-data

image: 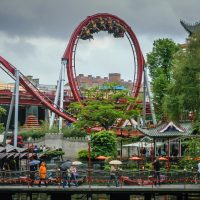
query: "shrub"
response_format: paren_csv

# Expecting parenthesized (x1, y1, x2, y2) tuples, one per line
(19, 129, 45, 141)
(78, 150, 88, 160)
(44, 150, 64, 159)
(0, 123, 5, 134)
(63, 127, 87, 138)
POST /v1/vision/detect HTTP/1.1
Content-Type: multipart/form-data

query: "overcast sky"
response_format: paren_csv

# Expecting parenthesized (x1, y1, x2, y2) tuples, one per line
(0, 0, 199, 85)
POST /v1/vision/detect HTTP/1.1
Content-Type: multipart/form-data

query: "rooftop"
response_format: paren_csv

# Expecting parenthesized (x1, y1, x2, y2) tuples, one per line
(180, 20, 200, 36)
(137, 121, 193, 138)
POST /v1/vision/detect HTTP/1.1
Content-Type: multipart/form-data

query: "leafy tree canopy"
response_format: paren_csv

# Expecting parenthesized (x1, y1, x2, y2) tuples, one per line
(67, 85, 141, 130)
(91, 130, 117, 158)
(163, 29, 200, 126)
(146, 38, 180, 121)
(180, 138, 200, 170)
(0, 106, 6, 134)
(0, 106, 6, 117)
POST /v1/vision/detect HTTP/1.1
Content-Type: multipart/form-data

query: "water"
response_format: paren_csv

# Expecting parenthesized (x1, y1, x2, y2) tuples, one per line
(11, 193, 180, 200)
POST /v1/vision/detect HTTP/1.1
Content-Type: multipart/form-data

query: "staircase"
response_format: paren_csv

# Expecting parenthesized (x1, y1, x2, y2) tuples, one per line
(23, 115, 40, 129)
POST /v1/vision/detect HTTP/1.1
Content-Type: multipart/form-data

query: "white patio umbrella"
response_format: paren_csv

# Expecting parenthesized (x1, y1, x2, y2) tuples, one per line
(109, 160, 122, 165)
(72, 161, 83, 165)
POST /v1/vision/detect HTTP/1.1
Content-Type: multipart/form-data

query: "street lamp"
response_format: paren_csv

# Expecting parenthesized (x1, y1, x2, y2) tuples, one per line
(86, 135, 92, 188)
(120, 128, 123, 161)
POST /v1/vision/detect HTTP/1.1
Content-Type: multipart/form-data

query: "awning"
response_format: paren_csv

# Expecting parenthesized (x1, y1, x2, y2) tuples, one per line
(123, 142, 163, 148)
(7, 153, 15, 159)
(0, 153, 7, 159)
(5, 144, 18, 153)
(0, 147, 6, 153)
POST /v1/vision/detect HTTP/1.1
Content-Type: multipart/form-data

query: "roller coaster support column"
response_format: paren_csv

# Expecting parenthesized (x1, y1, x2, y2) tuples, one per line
(59, 59, 66, 131)
(143, 67, 147, 126)
(3, 86, 15, 145)
(14, 69, 19, 147)
(49, 60, 66, 130)
(49, 69, 61, 129)
(144, 66, 157, 125)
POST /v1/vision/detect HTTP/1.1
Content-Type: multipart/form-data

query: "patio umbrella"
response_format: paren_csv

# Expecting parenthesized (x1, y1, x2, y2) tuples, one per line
(72, 161, 83, 165)
(129, 156, 143, 169)
(129, 156, 142, 160)
(60, 160, 72, 170)
(159, 157, 168, 161)
(96, 156, 107, 160)
(109, 160, 122, 165)
(29, 160, 40, 166)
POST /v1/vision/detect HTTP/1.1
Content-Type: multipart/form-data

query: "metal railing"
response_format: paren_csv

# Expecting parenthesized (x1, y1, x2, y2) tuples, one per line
(0, 169, 199, 187)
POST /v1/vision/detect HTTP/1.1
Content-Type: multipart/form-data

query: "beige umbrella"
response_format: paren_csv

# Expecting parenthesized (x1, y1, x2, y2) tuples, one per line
(72, 161, 83, 165)
(109, 160, 122, 165)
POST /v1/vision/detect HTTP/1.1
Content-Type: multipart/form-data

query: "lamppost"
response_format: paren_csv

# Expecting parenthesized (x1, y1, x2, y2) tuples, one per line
(86, 135, 92, 188)
(120, 128, 123, 161)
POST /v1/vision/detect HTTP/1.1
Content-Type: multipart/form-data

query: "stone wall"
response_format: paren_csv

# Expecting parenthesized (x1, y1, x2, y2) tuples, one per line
(25, 133, 130, 159)
(25, 133, 88, 159)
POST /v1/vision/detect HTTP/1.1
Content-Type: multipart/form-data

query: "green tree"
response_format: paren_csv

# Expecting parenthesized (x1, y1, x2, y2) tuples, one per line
(147, 38, 180, 120)
(0, 106, 6, 134)
(180, 138, 200, 170)
(91, 130, 117, 158)
(67, 87, 140, 131)
(68, 99, 126, 130)
(163, 29, 200, 126)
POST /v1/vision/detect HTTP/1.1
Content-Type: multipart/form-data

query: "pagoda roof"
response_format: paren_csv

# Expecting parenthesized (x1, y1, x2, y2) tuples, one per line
(180, 20, 200, 36)
(137, 121, 193, 138)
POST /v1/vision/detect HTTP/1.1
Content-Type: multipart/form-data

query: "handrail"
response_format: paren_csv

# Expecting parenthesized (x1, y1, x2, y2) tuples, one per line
(0, 169, 199, 187)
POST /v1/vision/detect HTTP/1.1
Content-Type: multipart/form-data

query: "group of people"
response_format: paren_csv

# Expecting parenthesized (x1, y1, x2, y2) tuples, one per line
(30, 160, 79, 188)
(62, 165, 78, 188)
(80, 16, 127, 40)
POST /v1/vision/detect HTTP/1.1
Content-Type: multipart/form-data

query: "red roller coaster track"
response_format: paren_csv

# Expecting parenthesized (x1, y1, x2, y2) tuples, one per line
(0, 56, 76, 122)
(0, 13, 144, 123)
(63, 13, 144, 103)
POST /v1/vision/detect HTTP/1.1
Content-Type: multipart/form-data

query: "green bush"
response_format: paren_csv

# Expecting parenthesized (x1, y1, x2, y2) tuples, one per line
(78, 150, 88, 160)
(91, 131, 117, 158)
(145, 162, 153, 170)
(19, 129, 45, 141)
(44, 150, 64, 159)
(63, 127, 87, 138)
(104, 164, 111, 171)
(40, 120, 59, 133)
(170, 164, 180, 170)
(0, 123, 5, 134)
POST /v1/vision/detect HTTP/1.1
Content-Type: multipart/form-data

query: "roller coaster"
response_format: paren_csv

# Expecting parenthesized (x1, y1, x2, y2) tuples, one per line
(0, 13, 144, 123)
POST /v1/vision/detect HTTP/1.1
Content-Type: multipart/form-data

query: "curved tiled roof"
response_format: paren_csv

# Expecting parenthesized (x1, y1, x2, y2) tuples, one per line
(180, 20, 200, 36)
(137, 121, 193, 138)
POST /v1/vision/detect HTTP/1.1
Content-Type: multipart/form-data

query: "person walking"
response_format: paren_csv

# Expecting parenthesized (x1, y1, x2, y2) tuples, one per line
(152, 157, 161, 186)
(69, 165, 78, 186)
(196, 161, 200, 184)
(107, 165, 119, 187)
(38, 162, 48, 187)
(62, 168, 70, 188)
(30, 164, 37, 186)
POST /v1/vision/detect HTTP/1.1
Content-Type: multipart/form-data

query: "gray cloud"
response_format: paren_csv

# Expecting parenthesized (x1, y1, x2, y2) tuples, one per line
(0, 0, 199, 84)
(1, 0, 199, 39)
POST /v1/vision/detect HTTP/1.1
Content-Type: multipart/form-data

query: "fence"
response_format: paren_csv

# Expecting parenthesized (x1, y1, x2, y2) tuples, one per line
(0, 169, 199, 187)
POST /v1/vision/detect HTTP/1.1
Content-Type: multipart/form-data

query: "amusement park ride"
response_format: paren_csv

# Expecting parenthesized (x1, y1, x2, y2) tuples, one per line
(0, 13, 156, 146)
